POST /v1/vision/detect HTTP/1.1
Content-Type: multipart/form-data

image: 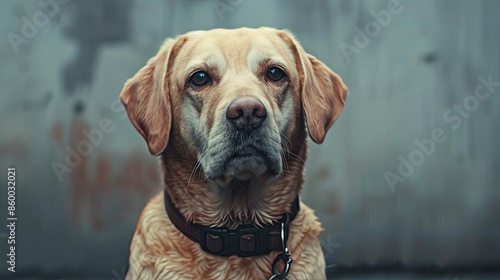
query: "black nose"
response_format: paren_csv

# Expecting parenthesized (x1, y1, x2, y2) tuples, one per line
(226, 97, 267, 133)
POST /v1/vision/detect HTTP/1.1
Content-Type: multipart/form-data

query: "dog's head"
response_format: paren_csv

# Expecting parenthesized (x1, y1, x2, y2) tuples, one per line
(120, 27, 347, 189)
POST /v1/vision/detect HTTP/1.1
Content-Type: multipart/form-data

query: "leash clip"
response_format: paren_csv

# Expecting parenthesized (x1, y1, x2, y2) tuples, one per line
(268, 221, 292, 280)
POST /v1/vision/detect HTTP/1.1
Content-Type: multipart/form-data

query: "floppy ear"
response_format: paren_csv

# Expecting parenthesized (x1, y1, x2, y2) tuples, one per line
(119, 38, 184, 156)
(279, 31, 348, 144)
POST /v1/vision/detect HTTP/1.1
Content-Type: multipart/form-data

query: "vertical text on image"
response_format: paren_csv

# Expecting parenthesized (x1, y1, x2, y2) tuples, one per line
(7, 167, 17, 273)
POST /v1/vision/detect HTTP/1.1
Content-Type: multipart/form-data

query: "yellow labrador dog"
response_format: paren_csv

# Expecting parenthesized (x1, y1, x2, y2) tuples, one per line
(120, 27, 347, 280)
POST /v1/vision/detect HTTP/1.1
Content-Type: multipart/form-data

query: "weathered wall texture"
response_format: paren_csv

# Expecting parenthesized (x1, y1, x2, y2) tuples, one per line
(0, 0, 498, 278)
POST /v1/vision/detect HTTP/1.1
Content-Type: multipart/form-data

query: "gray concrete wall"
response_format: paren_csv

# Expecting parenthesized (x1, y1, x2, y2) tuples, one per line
(0, 0, 499, 278)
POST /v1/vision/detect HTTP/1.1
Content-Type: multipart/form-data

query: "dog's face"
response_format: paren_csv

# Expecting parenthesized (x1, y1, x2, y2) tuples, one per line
(120, 27, 347, 189)
(176, 29, 305, 186)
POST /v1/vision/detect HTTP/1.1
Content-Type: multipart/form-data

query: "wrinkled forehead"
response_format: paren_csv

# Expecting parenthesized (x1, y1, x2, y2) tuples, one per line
(175, 29, 296, 74)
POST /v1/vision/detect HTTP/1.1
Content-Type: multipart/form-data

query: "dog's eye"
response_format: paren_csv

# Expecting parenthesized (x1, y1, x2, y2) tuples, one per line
(266, 67, 286, 82)
(189, 71, 211, 87)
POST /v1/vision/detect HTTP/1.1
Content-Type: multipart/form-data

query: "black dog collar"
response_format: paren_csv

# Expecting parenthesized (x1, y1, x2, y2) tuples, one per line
(164, 191, 300, 257)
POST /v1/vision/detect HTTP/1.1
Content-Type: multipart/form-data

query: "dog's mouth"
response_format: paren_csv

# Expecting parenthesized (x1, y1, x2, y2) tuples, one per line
(204, 145, 282, 187)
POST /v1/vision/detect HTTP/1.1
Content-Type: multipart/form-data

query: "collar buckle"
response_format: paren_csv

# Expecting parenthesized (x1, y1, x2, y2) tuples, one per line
(199, 225, 271, 257)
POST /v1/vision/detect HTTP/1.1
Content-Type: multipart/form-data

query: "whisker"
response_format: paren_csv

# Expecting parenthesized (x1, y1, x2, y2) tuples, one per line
(184, 160, 201, 197)
(287, 151, 306, 163)
(184, 139, 210, 197)
(279, 136, 290, 173)
(187, 132, 205, 150)
(280, 132, 292, 147)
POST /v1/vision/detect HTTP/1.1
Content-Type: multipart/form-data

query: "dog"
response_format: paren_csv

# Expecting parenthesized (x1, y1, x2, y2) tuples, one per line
(119, 27, 348, 280)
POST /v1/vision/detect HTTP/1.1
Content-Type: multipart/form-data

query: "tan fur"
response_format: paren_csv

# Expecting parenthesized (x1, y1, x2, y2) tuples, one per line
(120, 27, 348, 280)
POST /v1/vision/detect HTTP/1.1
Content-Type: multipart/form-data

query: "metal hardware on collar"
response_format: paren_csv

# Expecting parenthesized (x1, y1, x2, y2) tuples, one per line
(268, 222, 292, 280)
(163, 191, 300, 258)
(199, 224, 271, 257)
